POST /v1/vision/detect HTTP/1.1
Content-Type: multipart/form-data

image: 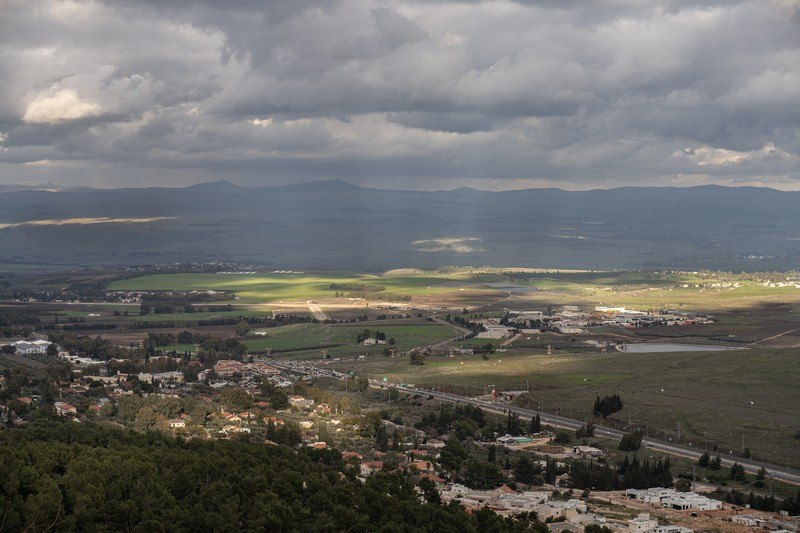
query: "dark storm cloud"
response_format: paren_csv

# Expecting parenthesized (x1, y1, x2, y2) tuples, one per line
(0, 0, 798, 189)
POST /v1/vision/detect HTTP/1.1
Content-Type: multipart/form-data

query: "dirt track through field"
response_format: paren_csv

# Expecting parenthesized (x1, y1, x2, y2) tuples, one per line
(750, 328, 797, 345)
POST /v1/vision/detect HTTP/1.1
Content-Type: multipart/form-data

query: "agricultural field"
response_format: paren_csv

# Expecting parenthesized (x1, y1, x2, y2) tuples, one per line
(243, 321, 461, 355)
(106, 271, 499, 304)
(105, 268, 800, 313)
(501, 272, 800, 312)
(131, 310, 270, 323)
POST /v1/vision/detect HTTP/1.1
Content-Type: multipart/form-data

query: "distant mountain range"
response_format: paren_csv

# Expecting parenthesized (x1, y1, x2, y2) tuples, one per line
(1, 179, 799, 271)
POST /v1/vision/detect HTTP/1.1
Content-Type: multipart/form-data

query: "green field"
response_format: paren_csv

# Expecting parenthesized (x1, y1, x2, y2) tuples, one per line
(339, 346, 800, 467)
(107, 272, 477, 303)
(158, 343, 197, 353)
(243, 322, 460, 354)
(105, 269, 800, 311)
(498, 272, 800, 312)
(133, 310, 270, 322)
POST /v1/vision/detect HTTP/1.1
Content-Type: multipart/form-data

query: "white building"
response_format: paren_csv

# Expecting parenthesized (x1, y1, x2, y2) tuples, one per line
(448, 483, 470, 494)
(571, 445, 604, 457)
(5, 339, 52, 355)
(628, 513, 658, 533)
(662, 492, 722, 511)
(137, 371, 184, 384)
(731, 515, 768, 528)
(626, 488, 722, 511)
(535, 499, 588, 521)
(476, 326, 514, 339)
(495, 491, 550, 511)
(626, 488, 675, 504)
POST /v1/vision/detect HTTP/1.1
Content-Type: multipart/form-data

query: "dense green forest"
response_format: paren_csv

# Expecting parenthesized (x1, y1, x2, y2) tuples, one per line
(0, 422, 546, 532)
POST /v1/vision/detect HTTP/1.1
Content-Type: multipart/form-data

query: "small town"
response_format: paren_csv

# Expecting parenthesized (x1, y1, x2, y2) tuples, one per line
(2, 330, 798, 533)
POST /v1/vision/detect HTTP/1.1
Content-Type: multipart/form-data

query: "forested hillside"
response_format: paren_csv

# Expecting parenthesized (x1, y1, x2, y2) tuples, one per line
(0, 422, 545, 532)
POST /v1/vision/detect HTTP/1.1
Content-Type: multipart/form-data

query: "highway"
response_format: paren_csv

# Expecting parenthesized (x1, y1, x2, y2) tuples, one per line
(268, 359, 800, 485)
(399, 386, 800, 485)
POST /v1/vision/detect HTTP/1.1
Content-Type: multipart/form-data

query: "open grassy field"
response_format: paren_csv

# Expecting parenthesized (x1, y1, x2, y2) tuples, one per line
(498, 271, 800, 312)
(107, 271, 490, 304)
(244, 321, 460, 354)
(337, 346, 800, 467)
(106, 268, 800, 313)
(132, 310, 270, 322)
(159, 343, 197, 353)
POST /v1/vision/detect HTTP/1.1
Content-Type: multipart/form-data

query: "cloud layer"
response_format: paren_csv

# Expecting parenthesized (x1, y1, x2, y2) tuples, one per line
(0, 0, 798, 189)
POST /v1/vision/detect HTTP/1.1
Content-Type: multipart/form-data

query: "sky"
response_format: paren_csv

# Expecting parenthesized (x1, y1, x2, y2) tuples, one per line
(0, 0, 798, 191)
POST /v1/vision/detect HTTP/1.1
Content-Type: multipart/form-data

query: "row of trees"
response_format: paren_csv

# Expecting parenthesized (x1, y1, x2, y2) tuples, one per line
(725, 488, 800, 515)
(330, 283, 385, 292)
(568, 455, 673, 491)
(444, 314, 485, 336)
(417, 404, 488, 437)
(198, 314, 316, 327)
(49, 333, 148, 361)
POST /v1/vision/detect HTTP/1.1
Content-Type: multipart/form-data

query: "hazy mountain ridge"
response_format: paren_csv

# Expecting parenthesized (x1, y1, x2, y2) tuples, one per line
(1, 180, 798, 271)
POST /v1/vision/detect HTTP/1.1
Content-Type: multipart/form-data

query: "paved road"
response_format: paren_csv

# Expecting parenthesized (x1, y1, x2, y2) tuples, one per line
(403, 386, 800, 485)
(428, 316, 472, 349)
(269, 359, 800, 485)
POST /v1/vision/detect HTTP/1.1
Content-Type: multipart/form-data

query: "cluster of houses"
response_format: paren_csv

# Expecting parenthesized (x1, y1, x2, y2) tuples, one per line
(496, 307, 713, 337)
(441, 486, 587, 516)
(209, 359, 281, 379)
(732, 514, 799, 532)
(360, 337, 387, 346)
(5, 335, 797, 533)
(760, 281, 800, 289)
(344, 448, 441, 478)
(437, 487, 701, 533)
(595, 308, 714, 329)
